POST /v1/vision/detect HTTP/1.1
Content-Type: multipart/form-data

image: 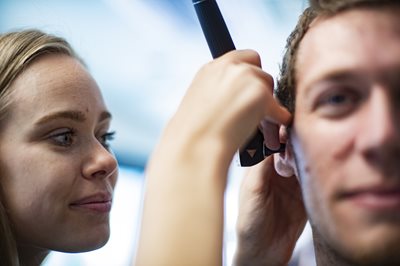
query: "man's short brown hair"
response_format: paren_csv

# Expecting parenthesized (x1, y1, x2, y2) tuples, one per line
(275, 0, 400, 113)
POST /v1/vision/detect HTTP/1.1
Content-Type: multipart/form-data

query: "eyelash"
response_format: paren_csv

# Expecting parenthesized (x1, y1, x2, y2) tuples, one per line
(100, 131, 116, 150)
(49, 129, 116, 150)
(50, 128, 76, 147)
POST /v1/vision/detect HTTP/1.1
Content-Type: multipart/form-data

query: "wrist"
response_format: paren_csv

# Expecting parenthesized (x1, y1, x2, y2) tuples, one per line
(162, 120, 235, 179)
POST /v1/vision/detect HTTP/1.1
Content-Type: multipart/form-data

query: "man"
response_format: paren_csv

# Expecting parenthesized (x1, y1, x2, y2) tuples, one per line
(136, 1, 400, 265)
(237, 1, 400, 265)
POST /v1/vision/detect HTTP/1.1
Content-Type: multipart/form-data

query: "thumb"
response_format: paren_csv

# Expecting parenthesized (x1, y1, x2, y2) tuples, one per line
(241, 156, 276, 195)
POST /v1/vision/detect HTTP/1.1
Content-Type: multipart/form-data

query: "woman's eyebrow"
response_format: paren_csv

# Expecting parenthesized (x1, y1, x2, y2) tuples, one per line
(99, 111, 112, 122)
(35, 110, 112, 126)
(35, 110, 86, 125)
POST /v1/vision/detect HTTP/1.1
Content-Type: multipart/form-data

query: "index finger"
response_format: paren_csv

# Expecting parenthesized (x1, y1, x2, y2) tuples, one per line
(264, 100, 292, 126)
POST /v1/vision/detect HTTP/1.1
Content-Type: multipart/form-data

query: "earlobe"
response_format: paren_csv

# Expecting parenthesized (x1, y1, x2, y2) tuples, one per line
(273, 144, 297, 177)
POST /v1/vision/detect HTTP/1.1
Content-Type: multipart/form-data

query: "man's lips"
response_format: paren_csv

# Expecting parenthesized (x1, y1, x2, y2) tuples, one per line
(70, 193, 112, 213)
(340, 187, 400, 211)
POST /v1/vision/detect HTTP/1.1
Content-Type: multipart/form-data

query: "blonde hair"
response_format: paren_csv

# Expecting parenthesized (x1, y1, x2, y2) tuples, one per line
(0, 29, 79, 266)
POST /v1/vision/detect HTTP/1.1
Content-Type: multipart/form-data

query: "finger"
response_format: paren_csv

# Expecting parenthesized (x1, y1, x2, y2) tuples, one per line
(260, 120, 280, 150)
(279, 125, 289, 144)
(238, 67, 290, 126)
(222, 49, 262, 67)
(264, 101, 292, 126)
(241, 63, 290, 126)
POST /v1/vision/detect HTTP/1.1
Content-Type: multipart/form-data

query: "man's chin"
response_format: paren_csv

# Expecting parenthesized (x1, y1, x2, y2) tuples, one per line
(329, 227, 400, 266)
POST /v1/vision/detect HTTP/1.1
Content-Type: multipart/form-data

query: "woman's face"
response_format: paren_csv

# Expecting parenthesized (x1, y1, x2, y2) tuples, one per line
(0, 54, 118, 253)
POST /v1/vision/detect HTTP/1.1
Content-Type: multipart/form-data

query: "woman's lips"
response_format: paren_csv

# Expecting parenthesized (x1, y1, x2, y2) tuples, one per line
(70, 193, 112, 213)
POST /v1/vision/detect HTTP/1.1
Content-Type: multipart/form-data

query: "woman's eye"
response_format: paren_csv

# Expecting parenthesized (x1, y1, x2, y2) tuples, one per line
(49, 129, 75, 147)
(99, 131, 116, 150)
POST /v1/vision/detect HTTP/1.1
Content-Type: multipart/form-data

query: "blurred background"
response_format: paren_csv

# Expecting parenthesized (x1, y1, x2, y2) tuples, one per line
(0, 0, 314, 265)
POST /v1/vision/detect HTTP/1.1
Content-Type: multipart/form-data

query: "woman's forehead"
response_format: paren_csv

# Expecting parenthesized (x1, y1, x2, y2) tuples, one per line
(8, 54, 107, 121)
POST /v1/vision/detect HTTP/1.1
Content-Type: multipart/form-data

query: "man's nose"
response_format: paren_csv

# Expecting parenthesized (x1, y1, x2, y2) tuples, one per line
(356, 85, 400, 162)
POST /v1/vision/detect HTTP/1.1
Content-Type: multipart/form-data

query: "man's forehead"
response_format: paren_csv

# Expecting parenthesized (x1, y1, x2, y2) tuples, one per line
(301, 5, 400, 51)
(295, 6, 400, 92)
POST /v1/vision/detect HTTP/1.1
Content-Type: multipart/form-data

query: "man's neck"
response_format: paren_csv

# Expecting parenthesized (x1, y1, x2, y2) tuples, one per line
(312, 229, 355, 266)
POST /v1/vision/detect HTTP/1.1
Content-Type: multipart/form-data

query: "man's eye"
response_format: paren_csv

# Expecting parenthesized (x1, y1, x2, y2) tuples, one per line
(322, 93, 354, 106)
(325, 94, 348, 104)
(315, 90, 361, 117)
(50, 130, 75, 147)
(99, 131, 116, 150)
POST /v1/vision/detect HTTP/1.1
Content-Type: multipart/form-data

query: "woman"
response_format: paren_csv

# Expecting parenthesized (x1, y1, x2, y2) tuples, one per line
(0, 30, 118, 266)
(0, 28, 298, 266)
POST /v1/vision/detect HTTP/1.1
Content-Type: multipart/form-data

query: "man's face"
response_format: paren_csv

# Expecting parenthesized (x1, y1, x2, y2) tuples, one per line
(291, 6, 400, 264)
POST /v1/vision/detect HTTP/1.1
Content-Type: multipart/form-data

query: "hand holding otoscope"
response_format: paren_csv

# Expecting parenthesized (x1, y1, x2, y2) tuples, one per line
(192, 0, 287, 166)
(137, 4, 294, 264)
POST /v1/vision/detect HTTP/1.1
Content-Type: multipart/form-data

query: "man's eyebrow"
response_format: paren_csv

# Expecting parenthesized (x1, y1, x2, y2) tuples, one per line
(305, 71, 364, 94)
(317, 71, 362, 83)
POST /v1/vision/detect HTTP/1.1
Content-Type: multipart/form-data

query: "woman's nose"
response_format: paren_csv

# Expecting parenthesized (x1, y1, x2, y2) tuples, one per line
(82, 141, 118, 180)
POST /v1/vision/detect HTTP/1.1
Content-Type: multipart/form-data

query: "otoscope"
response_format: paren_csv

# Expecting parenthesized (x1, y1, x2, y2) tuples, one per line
(192, 0, 285, 167)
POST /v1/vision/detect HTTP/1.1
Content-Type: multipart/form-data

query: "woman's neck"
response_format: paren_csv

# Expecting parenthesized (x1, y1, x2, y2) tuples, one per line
(18, 244, 49, 266)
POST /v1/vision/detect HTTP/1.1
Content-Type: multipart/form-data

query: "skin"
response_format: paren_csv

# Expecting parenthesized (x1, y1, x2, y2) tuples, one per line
(234, 156, 306, 266)
(287, 6, 400, 265)
(136, 50, 296, 266)
(137, 5, 400, 266)
(0, 54, 118, 265)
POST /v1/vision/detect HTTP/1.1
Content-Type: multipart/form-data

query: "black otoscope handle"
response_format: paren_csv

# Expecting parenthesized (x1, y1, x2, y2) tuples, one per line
(192, 0, 285, 166)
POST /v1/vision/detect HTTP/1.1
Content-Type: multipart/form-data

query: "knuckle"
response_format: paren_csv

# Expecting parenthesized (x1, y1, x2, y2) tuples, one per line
(219, 50, 239, 64)
(241, 81, 269, 111)
(246, 49, 262, 64)
(235, 63, 253, 76)
(196, 60, 216, 77)
(252, 81, 269, 102)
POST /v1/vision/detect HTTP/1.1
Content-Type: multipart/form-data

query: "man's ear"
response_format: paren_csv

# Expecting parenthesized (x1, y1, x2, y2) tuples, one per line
(273, 141, 297, 177)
